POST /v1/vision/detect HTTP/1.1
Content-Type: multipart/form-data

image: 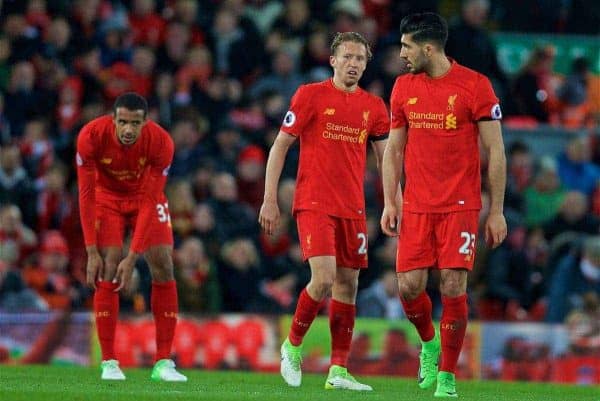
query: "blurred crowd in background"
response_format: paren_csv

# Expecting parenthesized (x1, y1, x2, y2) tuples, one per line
(0, 0, 599, 336)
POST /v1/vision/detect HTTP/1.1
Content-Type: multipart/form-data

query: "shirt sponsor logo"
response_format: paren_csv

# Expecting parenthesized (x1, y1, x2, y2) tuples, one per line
(491, 103, 502, 120)
(322, 122, 367, 144)
(407, 97, 418, 105)
(445, 113, 457, 129)
(323, 108, 336, 115)
(407, 111, 457, 130)
(283, 111, 296, 127)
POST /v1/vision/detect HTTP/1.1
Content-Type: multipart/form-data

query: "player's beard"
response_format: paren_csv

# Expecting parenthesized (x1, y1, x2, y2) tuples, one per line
(408, 51, 428, 74)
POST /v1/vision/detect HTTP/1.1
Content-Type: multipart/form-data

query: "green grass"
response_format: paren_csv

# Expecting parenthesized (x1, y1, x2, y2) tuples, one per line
(0, 365, 598, 401)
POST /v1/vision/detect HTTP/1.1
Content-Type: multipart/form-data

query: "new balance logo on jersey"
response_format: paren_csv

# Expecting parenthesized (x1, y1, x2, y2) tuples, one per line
(323, 108, 336, 115)
(407, 97, 418, 105)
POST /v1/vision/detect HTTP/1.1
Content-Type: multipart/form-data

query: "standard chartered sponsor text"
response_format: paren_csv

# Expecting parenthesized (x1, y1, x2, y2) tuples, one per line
(322, 122, 361, 143)
(408, 111, 445, 129)
(322, 130, 359, 142)
(326, 122, 360, 135)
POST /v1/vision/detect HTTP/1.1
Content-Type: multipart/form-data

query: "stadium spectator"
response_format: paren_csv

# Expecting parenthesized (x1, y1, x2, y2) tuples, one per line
(128, 0, 166, 48)
(556, 136, 600, 196)
(523, 157, 566, 228)
(542, 191, 600, 242)
(165, 180, 195, 242)
(556, 57, 592, 128)
(0, 144, 37, 227)
(260, 31, 388, 390)
(174, 237, 221, 314)
(0, 260, 48, 311)
(0, 35, 11, 93)
(446, 0, 509, 104)
(0, 203, 38, 267)
(207, 172, 258, 242)
(511, 46, 561, 123)
(356, 269, 404, 319)
(482, 214, 547, 321)
(217, 237, 263, 312)
(236, 144, 266, 212)
(505, 141, 534, 213)
(546, 235, 600, 323)
(381, 12, 506, 397)
(23, 230, 90, 309)
(249, 48, 304, 105)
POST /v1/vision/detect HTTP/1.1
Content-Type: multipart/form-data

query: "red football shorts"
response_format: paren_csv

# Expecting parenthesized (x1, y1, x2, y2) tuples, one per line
(295, 210, 368, 268)
(396, 210, 479, 272)
(95, 194, 173, 251)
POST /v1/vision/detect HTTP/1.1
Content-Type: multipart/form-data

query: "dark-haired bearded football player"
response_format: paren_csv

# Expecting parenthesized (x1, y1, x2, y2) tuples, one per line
(259, 32, 390, 390)
(380, 12, 507, 398)
(77, 92, 186, 382)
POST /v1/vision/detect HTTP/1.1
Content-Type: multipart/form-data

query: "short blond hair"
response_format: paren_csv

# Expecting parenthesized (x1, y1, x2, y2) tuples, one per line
(330, 32, 372, 61)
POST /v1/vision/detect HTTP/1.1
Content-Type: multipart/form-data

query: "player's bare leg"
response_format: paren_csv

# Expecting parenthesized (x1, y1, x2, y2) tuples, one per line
(146, 245, 187, 382)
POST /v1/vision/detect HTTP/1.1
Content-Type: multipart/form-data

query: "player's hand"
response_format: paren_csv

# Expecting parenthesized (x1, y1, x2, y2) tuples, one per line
(485, 211, 507, 248)
(380, 205, 401, 237)
(259, 200, 280, 236)
(86, 251, 104, 289)
(113, 256, 136, 292)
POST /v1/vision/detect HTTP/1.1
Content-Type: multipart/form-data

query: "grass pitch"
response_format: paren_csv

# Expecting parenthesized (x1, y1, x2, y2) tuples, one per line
(0, 365, 598, 401)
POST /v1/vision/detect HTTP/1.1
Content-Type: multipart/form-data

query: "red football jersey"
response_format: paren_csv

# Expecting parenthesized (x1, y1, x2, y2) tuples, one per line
(76, 115, 174, 252)
(390, 60, 501, 213)
(282, 79, 389, 219)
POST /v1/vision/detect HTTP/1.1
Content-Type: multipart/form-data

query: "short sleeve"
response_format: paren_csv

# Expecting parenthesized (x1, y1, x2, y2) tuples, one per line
(390, 77, 407, 129)
(369, 96, 390, 139)
(472, 75, 502, 121)
(280, 85, 313, 137)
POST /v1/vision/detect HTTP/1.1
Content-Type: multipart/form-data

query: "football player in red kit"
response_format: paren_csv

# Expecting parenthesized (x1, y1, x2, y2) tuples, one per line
(259, 32, 389, 390)
(76, 92, 186, 382)
(381, 13, 507, 398)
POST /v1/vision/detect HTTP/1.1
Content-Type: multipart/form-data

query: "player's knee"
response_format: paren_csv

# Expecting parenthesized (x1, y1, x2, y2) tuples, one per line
(103, 262, 118, 280)
(308, 279, 334, 299)
(398, 280, 423, 300)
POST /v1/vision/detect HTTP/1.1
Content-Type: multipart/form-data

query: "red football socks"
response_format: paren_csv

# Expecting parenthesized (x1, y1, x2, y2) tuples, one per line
(400, 291, 435, 342)
(94, 281, 119, 361)
(288, 288, 321, 346)
(151, 280, 178, 361)
(439, 294, 468, 373)
(329, 298, 355, 367)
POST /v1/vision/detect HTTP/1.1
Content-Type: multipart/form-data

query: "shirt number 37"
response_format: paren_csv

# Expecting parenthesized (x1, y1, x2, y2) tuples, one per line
(156, 202, 171, 224)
